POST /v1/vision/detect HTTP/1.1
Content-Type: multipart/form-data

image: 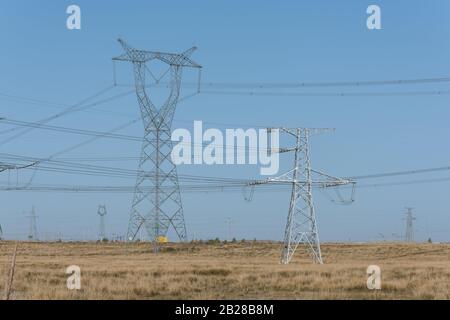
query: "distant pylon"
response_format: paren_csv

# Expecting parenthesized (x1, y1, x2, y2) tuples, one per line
(404, 207, 416, 242)
(26, 206, 38, 241)
(113, 39, 201, 246)
(97, 205, 107, 241)
(226, 217, 233, 241)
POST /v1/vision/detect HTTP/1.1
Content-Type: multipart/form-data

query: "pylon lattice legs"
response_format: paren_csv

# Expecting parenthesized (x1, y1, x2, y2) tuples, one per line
(127, 128, 187, 241)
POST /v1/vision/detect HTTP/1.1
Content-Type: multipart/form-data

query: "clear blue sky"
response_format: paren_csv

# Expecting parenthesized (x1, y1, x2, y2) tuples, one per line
(0, 0, 449, 242)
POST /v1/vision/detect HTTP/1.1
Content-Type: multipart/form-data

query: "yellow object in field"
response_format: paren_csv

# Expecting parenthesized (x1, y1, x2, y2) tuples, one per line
(156, 236, 168, 243)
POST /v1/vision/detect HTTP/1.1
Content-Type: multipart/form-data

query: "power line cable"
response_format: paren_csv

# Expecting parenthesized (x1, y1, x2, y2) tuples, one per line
(347, 166, 450, 180)
(0, 117, 278, 152)
(199, 89, 450, 98)
(117, 76, 450, 89)
(0, 86, 134, 146)
(3, 175, 450, 194)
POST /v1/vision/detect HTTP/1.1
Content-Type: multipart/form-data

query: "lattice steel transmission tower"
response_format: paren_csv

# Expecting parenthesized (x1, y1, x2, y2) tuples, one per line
(27, 206, 38, 241)
(113, 39, 201, 244)
(404, 207, 416, 242)
(250, 128, 354, 264)
(97, 205, 107, 241)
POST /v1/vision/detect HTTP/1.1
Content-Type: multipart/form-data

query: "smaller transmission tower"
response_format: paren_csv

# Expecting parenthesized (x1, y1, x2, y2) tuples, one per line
(249, 128, 354, 265)
(0, 224, 3, 240)
(26, 206, 38, 241)
(97, 205, 107, 241)
(404, 207, 416, 242)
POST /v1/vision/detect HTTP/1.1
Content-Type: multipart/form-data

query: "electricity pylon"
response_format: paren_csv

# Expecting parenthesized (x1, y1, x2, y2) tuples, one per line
(26, 206, 38, 241)
(113, 39, 201, 246)
(404, 207, 416, 242)
(97, 205, 107, 241)
(250, 128, 354, 264)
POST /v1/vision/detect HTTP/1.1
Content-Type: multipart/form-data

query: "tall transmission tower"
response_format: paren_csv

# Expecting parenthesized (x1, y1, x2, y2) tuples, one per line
(113, 39, 201, 246)
(0, 224, 3, 240)
(250, 128, 354, 264)
(97, 205, 107, 241)
(26, 206, 38, 241)
(404, 207, 416, 242)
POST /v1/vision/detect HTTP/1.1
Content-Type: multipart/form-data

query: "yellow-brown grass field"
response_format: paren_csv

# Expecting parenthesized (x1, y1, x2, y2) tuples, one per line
(0, 241, 449, 300)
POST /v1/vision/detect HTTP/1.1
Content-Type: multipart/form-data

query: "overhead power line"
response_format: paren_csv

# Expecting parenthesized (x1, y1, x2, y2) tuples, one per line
(347, 166, 450, 180)
(0, 152, 250, 183)
(117, 76, 450, 89)
(0, 117, 277, 152)
(0, 118, 142, 141)
(3, 150, 450, 186)
(0, 90, 138, 118)
(3, 174, 450, 194)
(199, 89, 450, 98)
(0, 86, 135, 146)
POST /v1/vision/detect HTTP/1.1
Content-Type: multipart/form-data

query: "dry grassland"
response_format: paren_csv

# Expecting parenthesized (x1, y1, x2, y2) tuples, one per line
(0, 241, 449, 299)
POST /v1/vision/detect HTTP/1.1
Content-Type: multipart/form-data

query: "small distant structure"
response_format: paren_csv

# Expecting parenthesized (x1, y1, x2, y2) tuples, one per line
(404, 207, 416, 242)
(97, 205, 107, 241)
(226, 217, 233, 241)
(26, 206, 38, 241)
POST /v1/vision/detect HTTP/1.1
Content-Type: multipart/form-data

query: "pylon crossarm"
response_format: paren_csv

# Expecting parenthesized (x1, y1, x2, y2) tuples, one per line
(311, 169, 355, 187)
(245, 169, 295, 187)
(248, 178, 352, 187)
(279, 127, 336, 138)
(114, 50, 200, 68)
(263, 145, 297, 155)
(114, 39, 201, 68)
